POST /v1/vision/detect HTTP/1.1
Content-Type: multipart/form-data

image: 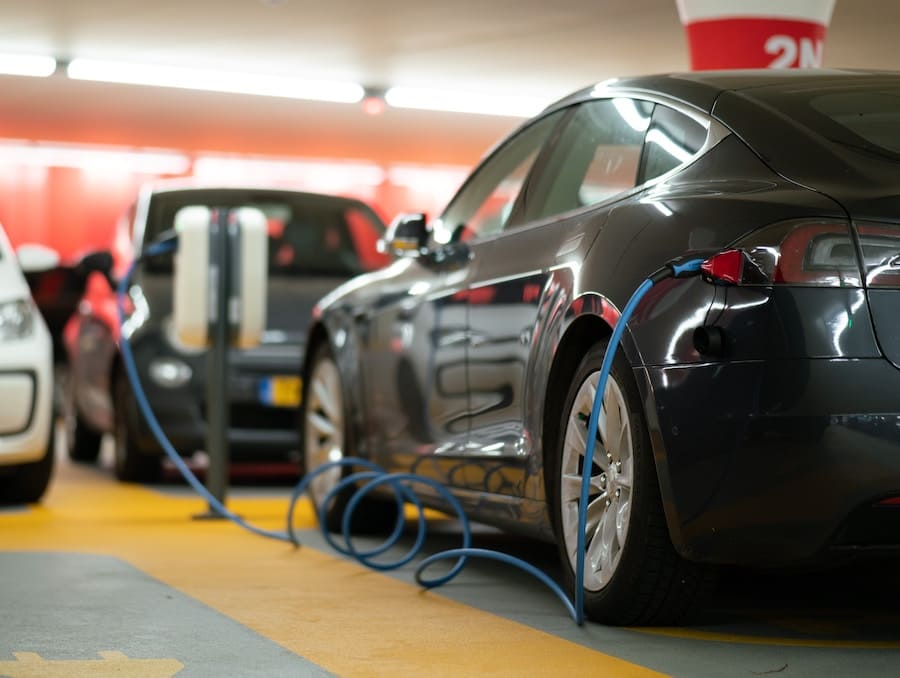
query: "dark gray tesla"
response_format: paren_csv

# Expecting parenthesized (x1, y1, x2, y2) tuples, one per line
(301, 70, 900, 625)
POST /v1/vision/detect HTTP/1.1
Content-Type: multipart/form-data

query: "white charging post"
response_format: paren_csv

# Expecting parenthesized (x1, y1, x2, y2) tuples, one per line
(173, 205, 268, 516)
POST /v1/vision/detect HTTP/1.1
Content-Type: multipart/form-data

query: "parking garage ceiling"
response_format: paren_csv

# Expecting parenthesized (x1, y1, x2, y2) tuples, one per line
(0, 0, 898, 163)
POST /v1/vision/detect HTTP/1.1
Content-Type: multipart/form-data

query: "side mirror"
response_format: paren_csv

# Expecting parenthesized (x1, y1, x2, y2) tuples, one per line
(378, 213, 428, 258)
(77, 250, 114, 276)
(73, 249, 116, 290)
(16, 243, 61, 273)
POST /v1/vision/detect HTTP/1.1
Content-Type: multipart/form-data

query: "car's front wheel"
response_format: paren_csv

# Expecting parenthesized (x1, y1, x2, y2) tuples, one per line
(551, 341, 715, 625)
(303, 341, 397, 534)
(113, 370, 161, 483)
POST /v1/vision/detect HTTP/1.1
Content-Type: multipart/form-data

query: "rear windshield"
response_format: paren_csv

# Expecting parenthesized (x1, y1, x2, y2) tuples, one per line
(143, 192, 389, 276)
(753, 85, 900, 161)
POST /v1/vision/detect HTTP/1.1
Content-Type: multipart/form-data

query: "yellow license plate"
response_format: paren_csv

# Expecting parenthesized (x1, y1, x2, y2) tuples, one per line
(259, 376, 302, 408)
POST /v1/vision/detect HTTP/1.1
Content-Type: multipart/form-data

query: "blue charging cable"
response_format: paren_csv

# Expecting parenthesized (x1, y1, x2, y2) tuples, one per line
(118, 238, 704, 625)
(573, 256, 704, 623)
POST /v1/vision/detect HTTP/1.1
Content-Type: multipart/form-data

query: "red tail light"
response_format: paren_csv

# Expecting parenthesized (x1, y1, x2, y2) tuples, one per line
(876, 497, 900, 506)
(856, 222, 900, 288)
(701, 220, 862, 287)
(32, 268, 67, 305)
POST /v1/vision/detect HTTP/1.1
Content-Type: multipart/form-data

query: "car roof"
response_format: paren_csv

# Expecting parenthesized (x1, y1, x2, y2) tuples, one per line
(553, 68, 900, 114)
(143, 181, 366, 204)
(135, 182, 384, 224)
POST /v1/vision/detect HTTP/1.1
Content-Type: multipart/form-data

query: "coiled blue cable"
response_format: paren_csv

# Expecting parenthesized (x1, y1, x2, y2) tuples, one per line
(118, 239, 703, 625)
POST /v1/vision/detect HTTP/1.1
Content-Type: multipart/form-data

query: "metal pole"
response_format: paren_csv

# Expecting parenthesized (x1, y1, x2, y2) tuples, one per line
(202, 208, 230, 516)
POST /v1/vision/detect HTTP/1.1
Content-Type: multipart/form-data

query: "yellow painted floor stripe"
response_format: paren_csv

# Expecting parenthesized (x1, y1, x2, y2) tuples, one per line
(0, 458, 666, 677)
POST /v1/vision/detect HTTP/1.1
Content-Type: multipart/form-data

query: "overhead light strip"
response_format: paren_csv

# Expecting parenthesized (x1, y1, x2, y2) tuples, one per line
(0, 53, 56, 78)
(384, 86, 549, 118)
(66, 58, 365, 104)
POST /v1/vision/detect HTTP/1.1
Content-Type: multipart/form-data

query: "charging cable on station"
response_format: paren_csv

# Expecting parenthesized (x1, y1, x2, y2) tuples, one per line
(118, 234, 705, 625)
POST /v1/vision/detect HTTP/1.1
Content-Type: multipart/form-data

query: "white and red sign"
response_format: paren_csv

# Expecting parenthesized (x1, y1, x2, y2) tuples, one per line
(676, 0, 837, 70)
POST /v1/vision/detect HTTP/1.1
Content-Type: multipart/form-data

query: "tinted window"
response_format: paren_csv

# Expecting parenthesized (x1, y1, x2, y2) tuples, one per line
(747, 84, 900, 161)
(259, 202, 389, 277)
(522, 98, 650, 222)
(146, 192, 387, 276)
(640, 105, 707, 183)
(433, 110, 564, 244)
(810, 90, 900, 156)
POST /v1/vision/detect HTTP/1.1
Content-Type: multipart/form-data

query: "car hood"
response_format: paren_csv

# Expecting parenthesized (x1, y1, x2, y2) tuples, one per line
(314, 257, 428, 318)
(267, 276, 348, 336)
(137, 273, 351, 342)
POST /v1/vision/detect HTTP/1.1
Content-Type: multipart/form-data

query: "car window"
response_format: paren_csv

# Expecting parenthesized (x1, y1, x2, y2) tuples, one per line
(345, 207, 391, 271)
(247, 202, 387, 277)
(148, 194, 387, 277)
(639, 104, 707, 183)
(432, 110, 565, 245)
(521, 98, 651, 222)
(748, 85, 900, 161)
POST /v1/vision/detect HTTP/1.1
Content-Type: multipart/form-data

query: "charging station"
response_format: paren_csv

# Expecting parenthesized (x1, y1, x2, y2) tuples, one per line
(171, 205, 268, 513)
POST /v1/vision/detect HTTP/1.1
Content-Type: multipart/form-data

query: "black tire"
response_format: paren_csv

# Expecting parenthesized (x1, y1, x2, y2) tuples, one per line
(302, 341, 398, 534)
(65, 375, 102, 463)
(549, 341, 716, 625)
(0, 417, 55, 504)
(113, 369, 161, 483)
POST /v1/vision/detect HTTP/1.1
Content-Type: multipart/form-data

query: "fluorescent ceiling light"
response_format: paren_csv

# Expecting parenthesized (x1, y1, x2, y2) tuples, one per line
(67, 58, 365, 104)
(0, 141, 191, 174)
(384, 86, 548, 118)
(0, 53, 56, 78)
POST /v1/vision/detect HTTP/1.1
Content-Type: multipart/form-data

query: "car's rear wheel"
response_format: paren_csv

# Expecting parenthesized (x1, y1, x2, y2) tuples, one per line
(64, 375, 102, 463)
(551, 341, 716, 625)
(113, 370, 161, 483)
(303, 341, 398, 534)
(0, 417, 55, 504)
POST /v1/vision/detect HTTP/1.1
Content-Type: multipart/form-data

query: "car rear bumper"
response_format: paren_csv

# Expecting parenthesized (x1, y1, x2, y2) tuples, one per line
(641, 357, 900, 566)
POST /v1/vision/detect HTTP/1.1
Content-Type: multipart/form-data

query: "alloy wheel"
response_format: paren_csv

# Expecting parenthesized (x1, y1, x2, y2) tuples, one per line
(304, 354, 345, 506)
(559, 370, 634, 591)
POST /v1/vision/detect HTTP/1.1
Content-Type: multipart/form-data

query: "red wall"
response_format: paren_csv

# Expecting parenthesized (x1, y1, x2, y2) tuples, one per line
(0, 154, 468, 261)
(0, 78, 518, 260)
(0, 165, 164, 259)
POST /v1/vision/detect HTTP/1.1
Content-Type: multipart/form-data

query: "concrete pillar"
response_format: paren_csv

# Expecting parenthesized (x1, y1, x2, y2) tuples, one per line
(676, 0, 837, 70)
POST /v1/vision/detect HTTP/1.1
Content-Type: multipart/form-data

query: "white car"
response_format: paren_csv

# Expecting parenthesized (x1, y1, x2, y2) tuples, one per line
(0, 225, 55, 503)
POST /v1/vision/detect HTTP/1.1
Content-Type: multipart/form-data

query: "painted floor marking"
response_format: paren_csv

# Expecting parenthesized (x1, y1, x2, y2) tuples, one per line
(0, 459, 666, 678)
(0, 651, 183, 678)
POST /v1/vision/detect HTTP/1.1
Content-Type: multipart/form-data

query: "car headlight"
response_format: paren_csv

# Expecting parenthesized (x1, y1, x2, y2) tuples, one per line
(148, 357, 193, 388)
(0, 300, 34, 341)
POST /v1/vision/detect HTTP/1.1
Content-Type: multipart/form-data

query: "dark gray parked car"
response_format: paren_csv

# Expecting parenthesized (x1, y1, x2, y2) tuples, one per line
(302, 70, 900, 625)
(66, 184, 387, 482)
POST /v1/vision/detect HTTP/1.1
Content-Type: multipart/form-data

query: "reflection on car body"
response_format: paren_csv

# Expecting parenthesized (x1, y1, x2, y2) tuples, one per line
(303, 70, 900, 625)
